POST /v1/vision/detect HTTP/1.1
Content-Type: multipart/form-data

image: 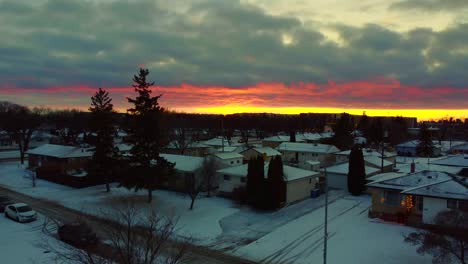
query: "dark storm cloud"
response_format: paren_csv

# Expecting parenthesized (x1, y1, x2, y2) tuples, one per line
(0, 0, 467, 95)
(390, 0, 468, 12)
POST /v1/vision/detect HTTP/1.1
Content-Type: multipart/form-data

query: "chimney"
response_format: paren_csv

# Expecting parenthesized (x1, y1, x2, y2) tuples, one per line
(410, 161, 415, 173)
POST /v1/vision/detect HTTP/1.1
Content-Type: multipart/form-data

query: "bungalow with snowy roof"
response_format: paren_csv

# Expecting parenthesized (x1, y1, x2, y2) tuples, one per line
(240, 146, 281, 162)
(262, 135, 305, 148)
(25, 144, 94, 187)
(159, 154, 210, 192)
(430, 154, 468, 169)
(212, 152, 244, 168)
(451, 142, 468, 154)
(366, 170, 467, 225)
(323, 162, 380, 189)
(396, 140, 441, 157)
(277, 142, 340, 168)
(217, 163, 320, 204)
(162, 141, 211, 157)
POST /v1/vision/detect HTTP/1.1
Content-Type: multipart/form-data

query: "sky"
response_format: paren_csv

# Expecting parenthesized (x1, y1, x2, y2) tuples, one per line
(0, 0, 468, 120)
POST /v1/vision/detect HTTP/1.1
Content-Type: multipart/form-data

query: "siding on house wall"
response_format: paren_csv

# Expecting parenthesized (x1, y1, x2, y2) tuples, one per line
(281, 151, 335, 168)
(241, 149, 275, 162)
(216, 158, 243, 168)
(286, 177, 317, 203)
(327, 172, 348, 189)
(218, 174, 245, 193)
(422, 197, 448, 224)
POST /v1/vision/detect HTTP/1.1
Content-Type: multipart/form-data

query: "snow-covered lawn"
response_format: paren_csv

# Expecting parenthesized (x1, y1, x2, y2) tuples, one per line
(0, 162, 239, 243)
(0, 214, 52, 264)
(0, 162, 432, 263)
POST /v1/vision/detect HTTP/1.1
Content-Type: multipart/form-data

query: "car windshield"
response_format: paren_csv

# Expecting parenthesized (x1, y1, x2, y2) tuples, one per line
(16, 205, 32, 212)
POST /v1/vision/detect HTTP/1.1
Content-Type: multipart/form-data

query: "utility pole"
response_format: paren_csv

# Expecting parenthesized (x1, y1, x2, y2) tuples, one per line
(323, 168, 328, 264)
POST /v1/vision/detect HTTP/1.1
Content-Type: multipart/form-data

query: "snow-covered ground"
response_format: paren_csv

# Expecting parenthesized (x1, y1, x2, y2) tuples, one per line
(0, 214, 52, 264)
(0, 161, 432, 263)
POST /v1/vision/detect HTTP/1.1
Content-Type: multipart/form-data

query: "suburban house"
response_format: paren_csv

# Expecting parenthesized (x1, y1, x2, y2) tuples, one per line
(451, 143, 468, 154)
(27, 144, 93, 175)
(364, 156, 394, 172)
(262, 135, 305, 148)
(323, 162, 380, 189)
(430, 154, 468, 168)
(366, 170, 467, 225)
(163, 141, 211, 157)
(240, 147, 281, 162)
(277, 142, 340, 168)
(159, 154, 206, 191)
(395, 140, 442, 157)
(212, 152, 244, 168)
(335, 149, 397, 165)
(217, 163, 321, 204)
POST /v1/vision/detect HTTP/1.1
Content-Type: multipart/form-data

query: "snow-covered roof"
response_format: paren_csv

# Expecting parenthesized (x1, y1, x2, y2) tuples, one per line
(452, 143, 468, 151)
(430, 155, 468, 167)
(395, 162, 462, 175)
(241, 147, 281, 157)
(306, 160, 320, 165)
(277, 142, 340, 154)
(401, 176, 468, 200)
(364, 156, 393, 167)
(160, 154, 204, 172)
(202, 137, 243, 147)
(213, 152, 244, 160)
(337, 149, 397, 158)
(323, 162, 379, 176)
(216, 146, 239, 153)
(217, 163, 319, 182)
(26, 144, 93, 158)
(115, 143, 132, 152)
(367, 170, 453, 191)
(396, 140, 441, 148)
(367, 172, 406, 183)
(263, 135, 305, 143)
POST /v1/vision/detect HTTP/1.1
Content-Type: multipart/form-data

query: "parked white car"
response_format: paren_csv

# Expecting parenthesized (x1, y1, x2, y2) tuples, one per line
(4, 203, 37, 223)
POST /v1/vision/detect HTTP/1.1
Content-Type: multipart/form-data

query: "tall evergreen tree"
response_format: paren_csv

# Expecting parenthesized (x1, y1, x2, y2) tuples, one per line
(123, 68, 174, 203)
(417, 122, 434, 157)
(347, 145, 366, 195)
(267, 155, 286, 209)
(332, 113, 354, 149)
(246, 155, 265, 208)
(89, 88, 116, 192)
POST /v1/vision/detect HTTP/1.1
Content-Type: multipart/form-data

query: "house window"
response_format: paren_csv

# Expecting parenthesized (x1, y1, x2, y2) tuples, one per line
(383, 191, 401, 206)
(224, 175, 231, 181)
(447, 199, 468, 212)
(447, 199, 457, 209)
(230, 161, 234, 164)
(237, 160, 240, 163)
(309, 178, 312, 184)
(240, 177, 246, 183)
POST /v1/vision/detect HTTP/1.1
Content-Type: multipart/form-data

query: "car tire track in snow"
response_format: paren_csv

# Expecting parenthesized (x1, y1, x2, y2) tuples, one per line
(258, 200, 362, 264)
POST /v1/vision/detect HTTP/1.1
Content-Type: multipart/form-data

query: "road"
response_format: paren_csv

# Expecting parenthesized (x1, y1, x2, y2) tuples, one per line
(0, 186, 259, 264)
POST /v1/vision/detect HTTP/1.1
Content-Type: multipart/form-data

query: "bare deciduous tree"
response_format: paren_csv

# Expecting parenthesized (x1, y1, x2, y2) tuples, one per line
(41, 202, 188, 264)
(404, 210, 468, 264)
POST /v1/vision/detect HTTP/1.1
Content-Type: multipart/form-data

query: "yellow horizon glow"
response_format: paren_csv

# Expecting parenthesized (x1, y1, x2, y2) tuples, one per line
(169, 106, 468, 121)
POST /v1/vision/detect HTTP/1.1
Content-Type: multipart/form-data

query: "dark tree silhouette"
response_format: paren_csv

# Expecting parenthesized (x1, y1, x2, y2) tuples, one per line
(123, 68, 174, 203)
(0, 102, 42, 164)
(246, 155, 266, 208)
(331, 113, 354, 150)
(417, 122, 435, 157)
(267, 155, 286, 209)
(405, 210, 467, 264)
(89, 88, 117, 192)
(347, 145, 366, 195)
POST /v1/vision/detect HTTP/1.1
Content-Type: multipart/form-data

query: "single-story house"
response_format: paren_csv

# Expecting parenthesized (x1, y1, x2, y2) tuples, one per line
(430, 155, 468, 168)
(364, 156, 394, 173)
(396, 140, 441, 157)
(262, 135, 305, 148)
(277, 142, 340, 168)
(240, 147, 281, 162)
(323, 162, 380, 189)
(212, 152, 244, 168)
(162, 141, 211, 157)
(367, 170, 467, 225)
(451, 143, 468, 154)
(27, 144, 93, 175)
(217, 163, 320, 204)
(159, 154, 206, 191)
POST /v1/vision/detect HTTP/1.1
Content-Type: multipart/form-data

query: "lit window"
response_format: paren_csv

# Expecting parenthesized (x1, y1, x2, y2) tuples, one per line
(384, 191, 401, 206)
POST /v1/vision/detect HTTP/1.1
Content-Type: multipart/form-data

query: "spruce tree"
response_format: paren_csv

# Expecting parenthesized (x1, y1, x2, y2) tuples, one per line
(267, 155, 286, 209)
(347, 145, 366, 195)
(417, 123, 434, 157)
(89, 88, 116, 192)
(246, 155, 266, 208)
(123, 68, 174, 203)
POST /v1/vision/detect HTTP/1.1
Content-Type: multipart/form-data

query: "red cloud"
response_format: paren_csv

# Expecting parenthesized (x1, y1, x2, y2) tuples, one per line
(0, 77, 467, 111)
